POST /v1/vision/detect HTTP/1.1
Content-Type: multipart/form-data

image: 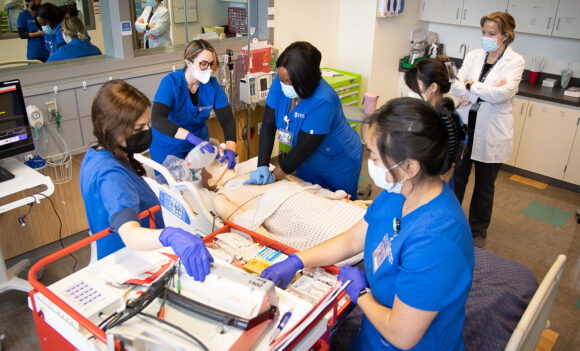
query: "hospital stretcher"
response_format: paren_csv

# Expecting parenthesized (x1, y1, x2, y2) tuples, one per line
(27, 206, 351, 351)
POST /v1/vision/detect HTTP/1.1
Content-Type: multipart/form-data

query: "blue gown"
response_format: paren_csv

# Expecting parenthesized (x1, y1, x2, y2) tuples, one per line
(266, 75, 362, 199)
(79, 148, 164, 259)
(149, 69, 230, 164)
(17, 10, 48, 61)
(46, 38, 101, 62)
(43, 23, 61, 56)
(353, 183, 474, 350)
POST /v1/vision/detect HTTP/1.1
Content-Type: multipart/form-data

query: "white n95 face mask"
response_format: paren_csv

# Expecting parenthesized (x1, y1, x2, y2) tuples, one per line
(192, 68, 212, 84)
(367, 159, 407, 193)
(281, 81, 299, 99)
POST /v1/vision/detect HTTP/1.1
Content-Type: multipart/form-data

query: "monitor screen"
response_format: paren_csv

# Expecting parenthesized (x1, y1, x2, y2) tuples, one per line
(259, 77, 268, 91)
(0, 79, 35, 161)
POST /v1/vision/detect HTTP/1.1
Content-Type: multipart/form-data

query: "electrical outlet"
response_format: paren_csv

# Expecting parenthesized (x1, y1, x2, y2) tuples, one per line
(45, 101, 56, 121)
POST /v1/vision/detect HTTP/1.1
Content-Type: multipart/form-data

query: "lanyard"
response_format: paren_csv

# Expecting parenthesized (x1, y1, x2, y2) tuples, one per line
(478, 48, 506, 83)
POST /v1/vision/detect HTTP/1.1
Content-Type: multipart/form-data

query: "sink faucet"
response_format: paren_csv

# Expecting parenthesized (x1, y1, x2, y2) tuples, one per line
(459, 44, 467, 61)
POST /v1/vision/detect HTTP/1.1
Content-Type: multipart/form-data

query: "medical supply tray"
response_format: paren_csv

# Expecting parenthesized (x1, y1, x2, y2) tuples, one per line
(27, 206, 349, 351)
(321, 67, 361, 106)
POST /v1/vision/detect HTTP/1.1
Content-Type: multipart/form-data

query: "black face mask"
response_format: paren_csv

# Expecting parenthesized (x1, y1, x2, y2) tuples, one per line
(121, 129, 152, 154)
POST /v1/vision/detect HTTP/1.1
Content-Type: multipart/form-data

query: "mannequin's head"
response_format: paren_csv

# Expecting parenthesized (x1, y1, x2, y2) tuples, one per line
(200, 159, 236, 190)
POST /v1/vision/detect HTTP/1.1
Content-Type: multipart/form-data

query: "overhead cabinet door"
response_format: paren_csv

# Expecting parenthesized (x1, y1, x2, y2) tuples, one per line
(461, 0, 508, 27)
(419, 0, 464, 25)
(552, 0, 580, 39)
(507, 0, 559, 36)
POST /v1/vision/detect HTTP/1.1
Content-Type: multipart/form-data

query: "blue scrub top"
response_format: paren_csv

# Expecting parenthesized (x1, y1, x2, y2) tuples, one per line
(79, 148, 164, 259)
(149, 69, 230, 164)
(266, 75, 362, 197)
(44, 23, 61, 56)
(17, 10, 48, 61)
(46, 37, 102, 62)
(353, 183, 474, 351)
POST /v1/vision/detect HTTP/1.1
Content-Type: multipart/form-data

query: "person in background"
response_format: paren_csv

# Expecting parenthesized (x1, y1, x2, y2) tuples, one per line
(245, 41, 363, 200)
(261, 98, 473, 351)
(452, 12, 524, 248)
(405, 58, 463, 188)
(55, 2, 90, 48)
(17, 0, 48, 62)
(4, 0, 24, 33)
(79, 79, 213, 281)
(46, 16, 101, 62)
(135, 0, 172, 49)
(150, 39, 237, 169)
(35, 2, 64, 56)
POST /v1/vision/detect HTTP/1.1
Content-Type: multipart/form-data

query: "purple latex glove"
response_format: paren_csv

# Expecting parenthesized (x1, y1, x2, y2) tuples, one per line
(220, 149, 236, 169)
(260, 253, 303, 288)
(337, 264, 368, 305)
(185, 133, 215, 154)
(159, 227, 214, 281)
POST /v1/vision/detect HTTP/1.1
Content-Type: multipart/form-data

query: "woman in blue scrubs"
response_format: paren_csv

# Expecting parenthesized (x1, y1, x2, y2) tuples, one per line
(17, 0, 48, 62)
(150, 39, 237, 169)
(36, 3, 65, 57)
(260, 98, 474, 350)
(79, 80, 213, 281)
(245, 41, 362, 200)
(46, 16, 101, 62)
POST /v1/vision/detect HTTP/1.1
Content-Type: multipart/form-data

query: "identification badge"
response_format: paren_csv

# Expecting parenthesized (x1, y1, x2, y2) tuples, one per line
(278, 128, 294, 154)
(372, 232, 393, 273)
(469, 102, 480, 112)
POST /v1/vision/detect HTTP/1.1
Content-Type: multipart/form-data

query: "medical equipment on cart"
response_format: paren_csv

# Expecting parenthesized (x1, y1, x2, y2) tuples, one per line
(27, 207, 349, 351)
(133, 153, 220, 238)
(240, 71, 276, 105)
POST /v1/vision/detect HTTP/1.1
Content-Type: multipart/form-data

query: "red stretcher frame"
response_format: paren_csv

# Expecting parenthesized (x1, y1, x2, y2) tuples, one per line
(27, 206, 350, 351)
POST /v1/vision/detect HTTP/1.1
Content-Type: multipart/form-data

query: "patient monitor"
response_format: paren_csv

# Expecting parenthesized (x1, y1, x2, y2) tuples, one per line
(240, 72, 276, 105)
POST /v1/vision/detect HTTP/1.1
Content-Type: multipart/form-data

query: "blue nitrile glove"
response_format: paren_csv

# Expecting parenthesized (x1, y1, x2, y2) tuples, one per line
(260, 253, 304, 288)
(337, 264, 369, 305)
(243, 166, 275, 185)
(220, 149, 237, 169)
(185, 133, 215, 154)
(159, 227, 214, 282)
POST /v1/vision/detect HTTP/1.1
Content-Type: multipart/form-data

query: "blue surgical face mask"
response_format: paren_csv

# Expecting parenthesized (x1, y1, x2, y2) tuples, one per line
(280, 81, 299, 99)
(481, 36, 500, 52)
(42, 25, 53, 35)
(367, 159, 407, 193)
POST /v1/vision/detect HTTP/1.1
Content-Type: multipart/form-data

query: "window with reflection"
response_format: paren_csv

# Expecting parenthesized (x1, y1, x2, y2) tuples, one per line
(130, 0, 268, 53)
(0, 0, 102, 67)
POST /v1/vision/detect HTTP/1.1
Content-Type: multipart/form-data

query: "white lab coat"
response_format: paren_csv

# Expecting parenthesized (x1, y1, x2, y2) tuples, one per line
(452, 46, 525, 163)
(135, 4, 172, 49)
(4, 0, 24, 32)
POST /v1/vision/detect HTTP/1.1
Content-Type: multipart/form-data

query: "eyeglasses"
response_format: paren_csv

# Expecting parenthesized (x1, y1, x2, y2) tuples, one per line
(387, 160, 403, 173)
(194, 59, 214, 70)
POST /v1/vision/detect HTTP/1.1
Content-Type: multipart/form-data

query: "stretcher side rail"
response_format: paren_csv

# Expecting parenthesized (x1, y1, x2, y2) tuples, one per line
(27, 205, 161, 349)
(205, 221, 351, 349)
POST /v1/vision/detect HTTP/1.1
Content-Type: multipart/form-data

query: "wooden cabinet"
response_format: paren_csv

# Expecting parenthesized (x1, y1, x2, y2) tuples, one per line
(563, 121, 580, 184)
(505, 96, 528, 166)
(515, 99, 579, 180)
(419, 0, 508, 27)
(552, 0, 580, 40)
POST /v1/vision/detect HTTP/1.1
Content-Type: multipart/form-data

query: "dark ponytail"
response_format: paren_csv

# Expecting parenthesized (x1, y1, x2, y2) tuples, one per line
(435, 98, 466, 174)
(368, 97, 465, 179)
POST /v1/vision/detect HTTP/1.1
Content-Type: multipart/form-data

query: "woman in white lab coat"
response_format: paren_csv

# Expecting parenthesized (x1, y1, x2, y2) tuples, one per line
(452, 12, 525, 248)
(135, 0, 172, 49)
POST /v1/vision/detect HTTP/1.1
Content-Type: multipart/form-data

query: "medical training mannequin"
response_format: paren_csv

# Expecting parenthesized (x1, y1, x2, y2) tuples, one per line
(79, 80, 213, 281)
(200, 160, 370, 251)
(135, 0, 172, 49)
(46, 16, 101, 62)
(17, 0, 48, 62)
(261, 98, 474, 351)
